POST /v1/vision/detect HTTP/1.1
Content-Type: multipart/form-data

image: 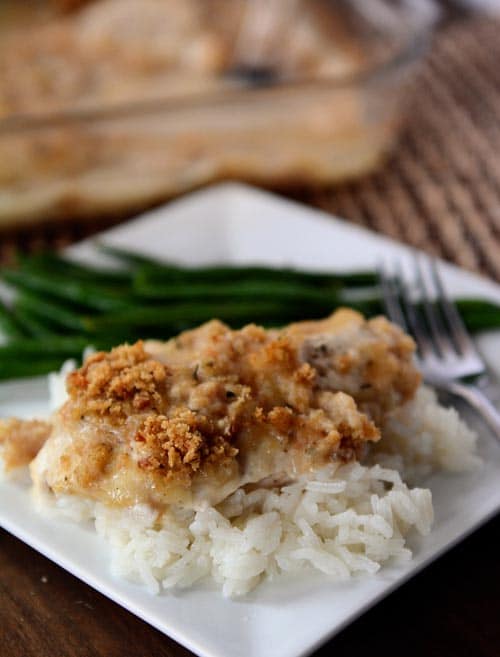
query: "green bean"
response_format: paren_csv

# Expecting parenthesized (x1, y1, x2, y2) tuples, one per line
(0, 336, 90, 359)
(12, 306, 57, 338)
(18, 251, 133, 284)
(2, 269, 134, 312)
(0, 359, 69, 381)
(456, 299, 500, 332)
(83, 300, 307, 333)
(98, 244, 170, 268)
(136, 263, 378, 288)
(83, 332, 156, 351)
(75, 296, 500, 337)
(334, 297, 500, 333)
(101, 244, 377, 287)
(339, 298, 384, 317)
(133, 275, 341, 303)
(0, 299, 26, 339)
(15, 291, 86, 332)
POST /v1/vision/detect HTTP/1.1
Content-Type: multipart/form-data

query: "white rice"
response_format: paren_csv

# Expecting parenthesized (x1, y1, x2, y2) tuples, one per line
(4, 363, 481, 597)
(41, 461, 433, 598)
(371, 386, 481, 483)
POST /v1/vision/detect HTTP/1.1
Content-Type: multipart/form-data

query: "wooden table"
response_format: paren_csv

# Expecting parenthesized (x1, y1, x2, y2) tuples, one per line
(2, 14, 500, 657)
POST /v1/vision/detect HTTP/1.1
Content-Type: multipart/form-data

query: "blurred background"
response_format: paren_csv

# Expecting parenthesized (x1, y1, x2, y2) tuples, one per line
(0, 0, 499, 279)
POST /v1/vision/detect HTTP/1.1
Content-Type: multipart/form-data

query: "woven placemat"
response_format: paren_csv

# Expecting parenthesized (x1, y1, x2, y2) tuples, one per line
(2, 15, 500, 281)
(301, 15, 500, 281)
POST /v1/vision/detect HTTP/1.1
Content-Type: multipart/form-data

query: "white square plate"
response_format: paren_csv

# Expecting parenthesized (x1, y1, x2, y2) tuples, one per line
(1, 183, 500, 657)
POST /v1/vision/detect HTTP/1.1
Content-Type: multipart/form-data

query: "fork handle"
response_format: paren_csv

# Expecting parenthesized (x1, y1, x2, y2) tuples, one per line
(445, 381, 500, 442)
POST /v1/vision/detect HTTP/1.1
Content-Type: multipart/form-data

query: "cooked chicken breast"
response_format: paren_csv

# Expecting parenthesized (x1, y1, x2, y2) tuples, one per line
(3, 309, 420, 510)
(0, 419, 52, 472)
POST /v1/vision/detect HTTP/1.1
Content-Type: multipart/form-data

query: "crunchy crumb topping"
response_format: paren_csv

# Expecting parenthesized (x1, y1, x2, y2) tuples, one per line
(29, 310, 420, 506)
(66, 341, 169, 418)
(0, 418, 52, 471)
(133, 410, 238, 484)
(260, 391, 380, 463)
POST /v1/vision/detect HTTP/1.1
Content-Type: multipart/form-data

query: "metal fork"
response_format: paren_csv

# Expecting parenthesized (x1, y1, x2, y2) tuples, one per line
(380, 255, 500, 441)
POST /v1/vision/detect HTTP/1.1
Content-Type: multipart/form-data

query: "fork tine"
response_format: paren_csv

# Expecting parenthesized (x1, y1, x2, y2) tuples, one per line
(378, 262, 408, 331)
(414, 254, 455, 358)
(393, 260, 411, 330)
(430, 258, 479, 357)
(379, 264, 432, 357)
(397, 259, 433, 359)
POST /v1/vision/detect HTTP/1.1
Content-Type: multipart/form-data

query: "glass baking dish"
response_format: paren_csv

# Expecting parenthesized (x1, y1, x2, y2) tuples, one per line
(0, 0, 437, 228)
